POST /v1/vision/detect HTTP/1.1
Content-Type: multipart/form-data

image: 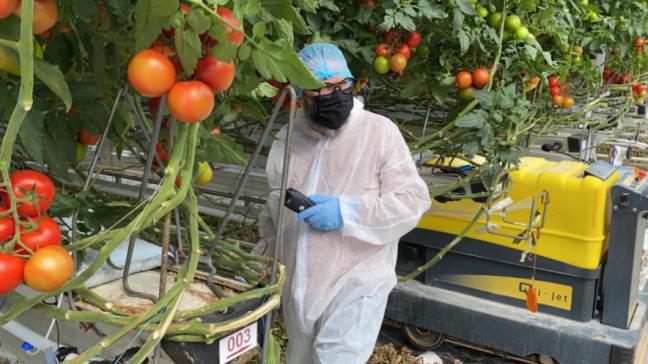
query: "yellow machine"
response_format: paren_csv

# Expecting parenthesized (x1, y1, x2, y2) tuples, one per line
(387, 157, 648, 363)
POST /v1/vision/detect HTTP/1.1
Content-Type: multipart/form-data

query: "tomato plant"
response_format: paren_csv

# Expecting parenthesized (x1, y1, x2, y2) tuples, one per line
(23, 245, 73, 292)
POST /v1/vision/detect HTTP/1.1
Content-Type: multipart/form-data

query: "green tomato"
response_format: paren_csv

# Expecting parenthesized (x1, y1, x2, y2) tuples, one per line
(373, 56, 390, 74)
(587, 11, 600, 21)
(76, 144, 88, 164)
(572, 55, 582, 65)
(477, 6, 488, 18)
(579, 0, 588, 5)
(458, 87, 475, 101)
(416, 45, 431, 58)
(444, 0, 457, 8)
(441, 74, 455, 87)
(515, 27, 530, 41)
(505, 15, 522, 32)
(572, 45, 583, 56)
(488, 12, 503, 28)
(468, 0, 478, 3)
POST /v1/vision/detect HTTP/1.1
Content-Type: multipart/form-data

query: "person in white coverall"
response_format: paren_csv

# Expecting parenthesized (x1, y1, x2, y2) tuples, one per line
(256, 43, 431, 364)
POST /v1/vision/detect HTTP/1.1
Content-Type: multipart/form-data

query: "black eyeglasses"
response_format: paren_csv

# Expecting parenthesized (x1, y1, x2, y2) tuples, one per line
(304, 78, 354, 97)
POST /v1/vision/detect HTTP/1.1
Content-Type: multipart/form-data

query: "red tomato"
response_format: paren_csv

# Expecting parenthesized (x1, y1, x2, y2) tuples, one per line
(388, 53, 407, 73)
(18, 216, 61, 254)
(14, 0, 57, 34)
(194, 55, 235, 93)
(455, 71, 473, 89)
(548, 76, 559, 88)
(167, 81, 215, 123)
(77, 130, 101, 145)
(471, 68, 490, 89)
(2, 170, 55, 217)
(217, 7, 244, 46)
(0, 253, 24, 295)
(23, 245, 73, 292)
(211, 128, 221, 135)
(560, 83, 570, 94)
(405, 31, 421, 49)
(67, 107, 76, 116)
(396, 43, 411, 60)
(149, 97, 161, 115)
(0, 207, 15, 243)
(0, 0, 17, 19)
(127, 49, 177, 97)
(550, 86, 561, 96)
(375, 43, 389, 57)
(156, 142, 169, 161)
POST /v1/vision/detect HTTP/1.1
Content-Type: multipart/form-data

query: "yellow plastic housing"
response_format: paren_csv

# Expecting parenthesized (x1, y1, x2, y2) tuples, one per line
(419, 157, 619, 269)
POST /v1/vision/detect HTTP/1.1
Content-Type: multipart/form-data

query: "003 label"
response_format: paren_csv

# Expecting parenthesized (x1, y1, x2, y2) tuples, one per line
(219, 322, 258, 363)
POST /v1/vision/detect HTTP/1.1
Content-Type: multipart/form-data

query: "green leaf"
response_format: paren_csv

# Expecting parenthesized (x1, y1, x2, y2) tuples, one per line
(318, 0, 339, 11)
(175, 29, 202, 76)
(456, 0, 477, 15)
(18, 109, 45, 163)
(399, 79, 426, 99)
(252, 22, 266, 38)
(257, 40, 323, 89)
(418, 0, 447, 19)
(196, 134, 247, 165)
(33, 59, 73, 111)
(104, 0, 131, 19)
(260, 0, 310, 34)
(452, 9, 464, 36)
(294, 0, 317, 12)
(265, 333, 280, 364)
(253, 82, 279, 98)
(244, 0, 262, 17)
(273, 19, 294, 46)
(458, 30, 470, 55)
(187, 8, 212, 34)
(211, 41, 237, 62)
(238, 43, 252, 60)
(93, 38, 107, 86)
(456, 110, 486, 128)
(525, 45, 538, 60)
(232, 96, 268, 122)
(395, 12, 416, 31)
(150, 0, 180, 17)
(462, 141, 479, 156)
(134, 0, 165, 51)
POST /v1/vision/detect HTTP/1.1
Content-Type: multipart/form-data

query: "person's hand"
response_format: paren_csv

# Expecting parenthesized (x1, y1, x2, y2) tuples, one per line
(297, 195, 343, 232)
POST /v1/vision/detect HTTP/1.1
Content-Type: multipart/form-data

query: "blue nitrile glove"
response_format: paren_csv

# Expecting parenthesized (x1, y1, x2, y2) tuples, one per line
(297, 195, 343, 232)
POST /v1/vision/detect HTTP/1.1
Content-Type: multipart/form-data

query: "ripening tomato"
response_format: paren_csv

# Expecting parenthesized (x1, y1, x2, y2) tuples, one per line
(603, 68, 613, 80)
(127, 49, 177, 97)
(548, 76, 559, 88)
(388, 53, 407, 73)
(471, 68, 489, 89)
(194, 55, 235, 93)
(18, 216, 61, 254)
(24, 245, 74, 292)
(14, 0, 58, 35)
(2, 170, 55, 217)
(76, 143, 88, 164)
(562, 96, 575, 109)
(0, 207, 15, 243)
(560, 83, 571, 94)
(0, 253, 24, 295)
(0, 0, 17, 19)
(405, 31, 421, 49)
(217, 7, 244, 46)
(375, 43, 389, 57)
(167, 81, 215, 123)
(194, 161, 213, 186)
(634, 37, 645, 47)
(550, 86, 561, 96)
(525, 76, 540, 92)
(455, 71, 473, 89)
(396, 43, 411, 60)
(373, 56, 389, 74)
(552, 95, 564, 106)
(77, 130, 100, 145)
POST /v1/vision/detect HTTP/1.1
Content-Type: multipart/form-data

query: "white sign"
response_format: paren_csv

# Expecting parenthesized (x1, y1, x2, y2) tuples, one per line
(219, 322, 258, 363)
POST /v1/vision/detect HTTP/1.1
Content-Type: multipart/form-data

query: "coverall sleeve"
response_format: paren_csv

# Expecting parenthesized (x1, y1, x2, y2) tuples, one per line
(338, 121, 431, 245)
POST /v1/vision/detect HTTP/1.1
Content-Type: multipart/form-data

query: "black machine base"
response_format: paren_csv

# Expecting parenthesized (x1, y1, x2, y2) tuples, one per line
(386, 280, 648, 364)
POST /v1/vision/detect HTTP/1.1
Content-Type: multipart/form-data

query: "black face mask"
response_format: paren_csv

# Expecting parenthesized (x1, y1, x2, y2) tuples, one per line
(309, 88, 354, 130)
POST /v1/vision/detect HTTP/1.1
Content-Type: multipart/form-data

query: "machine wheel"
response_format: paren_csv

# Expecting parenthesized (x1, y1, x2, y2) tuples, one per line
(402, 323, 445, 350)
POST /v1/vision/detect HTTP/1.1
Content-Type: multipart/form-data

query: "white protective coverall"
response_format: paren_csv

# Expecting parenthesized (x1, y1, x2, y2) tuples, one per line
(258, 97, 431, 364)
